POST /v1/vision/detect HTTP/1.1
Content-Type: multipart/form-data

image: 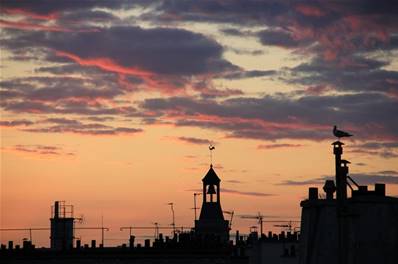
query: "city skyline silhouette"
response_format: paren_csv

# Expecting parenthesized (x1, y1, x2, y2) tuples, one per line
(1, 1, 398, 263)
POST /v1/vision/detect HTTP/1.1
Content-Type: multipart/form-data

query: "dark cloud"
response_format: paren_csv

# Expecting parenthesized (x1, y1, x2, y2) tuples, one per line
(141, 93, 398, 141)
(10, 144, 75, 156)
(1, 100, 132, 116)
(199, 88, 244, 99)
(278, 172, 398, 186)
(0, 74, 140, 117)
(1, 0, 397, 145)
(221, 70, 276, 80)
(354, 142, 398, 149)
(143, 0, 398, 53)
(14, 118, 143, 136)
(86, 116, 115, 122)
(220, 28, 247, 36)
(258, 30, 302, 48)
(222, 188, 275, 197)
(0, 75, 124, 102)
(0, 0, 141, 15)
(277, 179, 324, 186)
(42, 118, 82, 125)
(23, 124, 142, 136)
(348, 141, 398, 159)
(142, 0, 288, 26)
(257, 143, 303, 149)
(351, 173, 398, 185)
(177, 137, 210, 145)
(377, 170, 398, 175)
(137, 0, 398, 97)
(0, 119, 33, 127)
(56, 9, 121, 27)
(1, 26, 237, 76)
(225, 180, 245, 184)
(287, 56, 398, 95)
(226, 47, 264, 56)
(348, 149, 398, 159)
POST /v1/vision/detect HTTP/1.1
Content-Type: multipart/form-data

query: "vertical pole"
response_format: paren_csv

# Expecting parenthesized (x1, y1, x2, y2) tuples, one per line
(169, 203, 175, 235)
(194, 193, 197, 221)
(333, 142, 346, 264)
(101, 215, 104, 247)
(54, 201, 59, 219)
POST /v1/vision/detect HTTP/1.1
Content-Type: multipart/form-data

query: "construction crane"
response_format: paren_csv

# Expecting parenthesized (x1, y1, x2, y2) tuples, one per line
(240, 212, 265, 235)
(0, 227, 109, 245)
(0, 228, 49, 242)
(271, 220, 301, 232)
(120, 225, 191, 239)
(74, 227, 110, 245)
(223, 210, 234, 230)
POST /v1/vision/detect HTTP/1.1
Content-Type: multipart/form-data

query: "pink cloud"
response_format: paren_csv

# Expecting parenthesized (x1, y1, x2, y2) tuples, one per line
(0, 19, 69, 32)
(2, 8, 59, 20)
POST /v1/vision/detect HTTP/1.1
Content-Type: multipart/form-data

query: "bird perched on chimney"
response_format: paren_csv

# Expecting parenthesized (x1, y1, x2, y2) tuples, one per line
(333, 125, 353, 139)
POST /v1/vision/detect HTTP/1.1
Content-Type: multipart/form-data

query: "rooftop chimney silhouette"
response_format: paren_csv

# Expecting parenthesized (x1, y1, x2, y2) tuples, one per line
(50, 201, 74, 250)
(323, 180, 336, 200)
(332, 141, 348, 203)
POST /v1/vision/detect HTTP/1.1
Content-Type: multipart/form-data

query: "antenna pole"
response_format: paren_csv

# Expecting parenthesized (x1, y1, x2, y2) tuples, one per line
(168, 203, 175, 235)
(101, 215, 104, 246)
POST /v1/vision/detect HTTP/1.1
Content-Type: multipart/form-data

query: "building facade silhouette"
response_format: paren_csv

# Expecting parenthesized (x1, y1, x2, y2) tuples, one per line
(195, 165, 230, 242)
(50, 201, 74, 250)
(299, 141, 398, 264)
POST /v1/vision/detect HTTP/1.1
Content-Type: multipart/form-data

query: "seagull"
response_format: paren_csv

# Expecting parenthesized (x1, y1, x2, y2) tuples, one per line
(333, 125, 353, 139)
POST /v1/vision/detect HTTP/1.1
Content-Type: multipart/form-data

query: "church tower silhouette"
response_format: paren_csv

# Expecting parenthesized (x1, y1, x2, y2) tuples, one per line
(195, 165, 229, 242)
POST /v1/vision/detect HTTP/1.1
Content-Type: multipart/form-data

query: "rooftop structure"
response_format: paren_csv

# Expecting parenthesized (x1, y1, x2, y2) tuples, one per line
(50, 201, 74, 250)
(195, 165, 230, 243)
(299, 140, 398, 264)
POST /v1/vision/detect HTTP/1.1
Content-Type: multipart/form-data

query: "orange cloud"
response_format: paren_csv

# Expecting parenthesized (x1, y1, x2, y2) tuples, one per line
(54, 51, 189, 94)
(55, 51, 154, 78)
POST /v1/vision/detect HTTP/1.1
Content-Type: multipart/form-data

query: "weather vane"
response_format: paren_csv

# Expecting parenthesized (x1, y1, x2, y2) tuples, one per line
(209, 143, 215, 165)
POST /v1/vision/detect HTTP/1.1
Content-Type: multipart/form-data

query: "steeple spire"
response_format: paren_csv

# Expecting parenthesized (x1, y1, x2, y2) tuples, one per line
(195, 163, 230, 242)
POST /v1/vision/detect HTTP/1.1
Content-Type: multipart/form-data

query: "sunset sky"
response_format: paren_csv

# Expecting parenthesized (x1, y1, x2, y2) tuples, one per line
(1, 0, 398, 247)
